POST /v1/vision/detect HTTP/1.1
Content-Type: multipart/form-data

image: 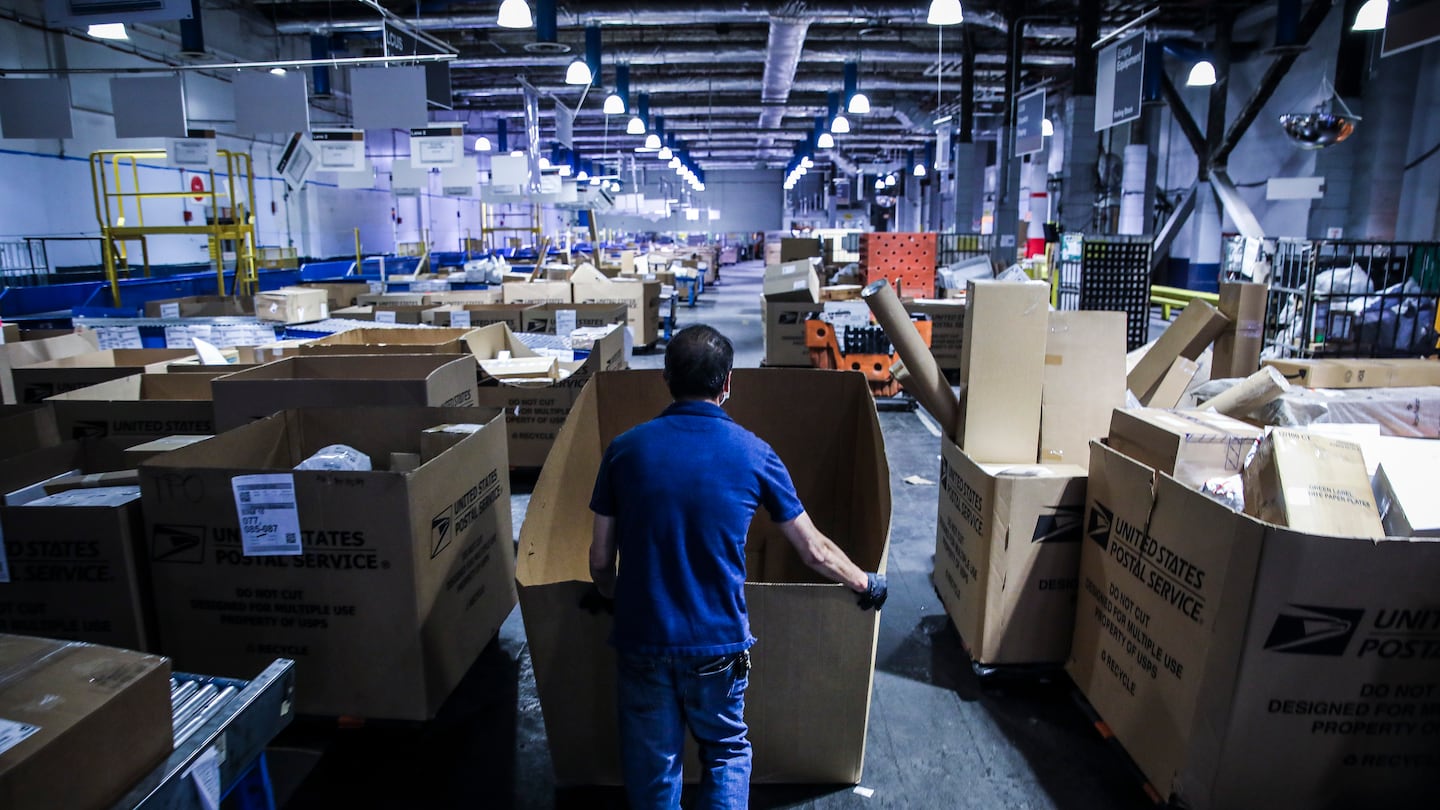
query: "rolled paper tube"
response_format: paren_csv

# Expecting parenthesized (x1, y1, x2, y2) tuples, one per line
(1204, 365, 1291, 418)
(862, 278, 959, 435)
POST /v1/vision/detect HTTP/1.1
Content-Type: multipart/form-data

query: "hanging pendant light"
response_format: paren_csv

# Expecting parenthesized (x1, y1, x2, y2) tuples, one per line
(564, 57, 592, 86)
(1352, 0, 1388, 31)
(603, 91, 625, 114)
(874, 178, 885, 191)
(1042, 118, 1054, 136)
(818, 131, 835, 149)
(1187, 60, 1217, 87)
(831, 113, 851, 134)
(87, 23, 129, 40)
(885, 174, 897, 187)
(644, 133, 661, 149)
(626, 115, 645, 135)
(474, 136, 492, 152)
(927, 0, 964, 26)
(497, 0, 533, 29)
(848, 91, 870, 115)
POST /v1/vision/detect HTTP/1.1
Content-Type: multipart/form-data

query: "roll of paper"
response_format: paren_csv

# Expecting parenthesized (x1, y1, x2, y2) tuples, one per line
(863, 279, 958, 437)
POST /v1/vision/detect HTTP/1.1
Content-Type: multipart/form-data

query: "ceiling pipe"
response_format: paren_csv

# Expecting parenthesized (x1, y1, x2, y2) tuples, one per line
(451, 46, 1072, 69)
(759, 7, 811, 131)
(457, 76, 1003, 96)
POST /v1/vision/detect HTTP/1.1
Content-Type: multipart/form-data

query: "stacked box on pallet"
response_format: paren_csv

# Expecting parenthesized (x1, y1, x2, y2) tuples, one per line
(859, 232, 938, 298)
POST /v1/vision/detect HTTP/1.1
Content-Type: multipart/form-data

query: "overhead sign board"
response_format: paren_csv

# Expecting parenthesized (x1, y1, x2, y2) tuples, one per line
(410, 123, 465, 169)
(1096, 31, 1146, 131)
(1014, 89, 1046, 157)
(383, 20, 454, 109)
(311, 129, 367, 172)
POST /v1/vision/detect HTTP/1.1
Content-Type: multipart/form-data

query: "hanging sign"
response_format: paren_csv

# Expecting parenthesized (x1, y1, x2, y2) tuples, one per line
(1095, 31, 1145, 131)
(1014, 89, 1046, 157)
(383, 20, 454, 109)
(311, 128, 367, 172)
(168, 129, 216, 169)
(936, 125, 952, 171)
(410, 123, 465, 169)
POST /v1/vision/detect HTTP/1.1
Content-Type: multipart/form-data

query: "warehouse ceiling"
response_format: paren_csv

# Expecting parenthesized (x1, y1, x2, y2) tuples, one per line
(251, 1, 1239, 171)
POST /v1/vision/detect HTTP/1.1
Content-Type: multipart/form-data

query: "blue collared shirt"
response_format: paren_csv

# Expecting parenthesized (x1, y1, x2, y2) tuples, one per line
(590, 400, 805, 656)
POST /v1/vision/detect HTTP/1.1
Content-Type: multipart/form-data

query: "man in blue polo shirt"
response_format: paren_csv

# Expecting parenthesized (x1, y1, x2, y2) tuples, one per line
(589, 324, 887, 810)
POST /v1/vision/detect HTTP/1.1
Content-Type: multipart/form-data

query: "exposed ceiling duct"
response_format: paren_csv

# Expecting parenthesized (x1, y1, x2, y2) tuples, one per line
(451, 47, 1070, 70)
(758, 8, 811, 132)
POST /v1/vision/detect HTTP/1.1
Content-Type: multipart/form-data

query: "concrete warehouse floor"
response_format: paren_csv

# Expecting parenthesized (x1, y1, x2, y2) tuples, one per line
(270, 260, 1159, 810)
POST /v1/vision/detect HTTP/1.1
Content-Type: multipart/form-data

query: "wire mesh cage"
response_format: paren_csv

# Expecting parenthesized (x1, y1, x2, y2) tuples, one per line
(1226, 238, 1440, 359)
(1056, 233, 1152, 350)
(935, 232, 995, 267)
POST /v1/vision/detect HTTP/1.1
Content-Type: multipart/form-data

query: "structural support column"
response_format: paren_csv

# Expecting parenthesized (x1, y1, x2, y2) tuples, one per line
(952, 142, 982, 231)
(1059, 96, 1098, 233)
(1347, 48, 1421, 240)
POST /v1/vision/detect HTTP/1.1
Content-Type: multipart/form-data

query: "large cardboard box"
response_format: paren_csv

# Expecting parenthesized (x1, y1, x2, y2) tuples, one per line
(780, 237, 822, 262)
(143, 295, 254, 318)
(1069, 440, 1440, 810)
(211, 355, 477, 430)
(1262, 357, 1440, 389)
(298, 327, 476, 356)
(501, 280, 572, 305)
(0, 404, 60, 460)
(1242, 429, 1384, 539)
(330, 304, 433, 325)
(464, 324, 628, 468)
(1211, 282, 1266, 378)
(521, 302, 628, 334)
(138, 407, 516, 720)
(762, 261, 821, 303)
(254, 287, 330, 324)
(426, 289, 503, 306)
(904, 300, 966, 371)
(300, 282, 371, 309)
(47, 373, 217, 442)
(11, 349, 195, 404)
(0, 634, 171, 810)
(1108, 408, 1261, 487)
(1143, 357, 1202, 408)
(426, 304, 529, 331)
(760, 299, 822, 367)
(934, 438, 1087, 665)
(518, 369, 889, 785)
(571, 269, 663, 346)
(959, 280, 1050, 462)
(0, 442, 156, 651)
(1040, 311, 1127, 468)
(1126, 301, 1230, 401)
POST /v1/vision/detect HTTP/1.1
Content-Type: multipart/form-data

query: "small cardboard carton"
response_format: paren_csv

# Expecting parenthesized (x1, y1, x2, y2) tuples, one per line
(1212, 282, 1267, 379)
(144, 295, 255, 318)
(138, 407, 516, 720)
(12, 349, 196, 404)
(298, 327, 477, 356)
(1262, 357, 1440, 389)
(934, 438, 1087, 665)
(331, 304, 433, 325)
(760, 298, 822, 367)
(300, 282, 371, 309)
(821, 284, 864, 302)
(904, 299, 966, 371)
(570, 267, 663, 346)
(521, 302, 628, 334)
(1126, 301, 1230, 401)
(0, 441, 156, 651)
(959, 280, 1050, 462)
(519, 369, 889, 785)
(501, 280, 572, 305)
(1143, 357, 1202, 409)
(211, 354, 478, 431)
(0, 404, 60, 460)
(1039, 311, 1127, 468)
(1108, 408, 1262, 488)
(1242, 429, 1384, 539)
(1069, 440, 1440, 810)
(762, 261, 821, 303)
(426, 289, 502, 306)
(254, 287, 330, 324)
(0, 634, 171, 810)
(426, 304, 530, 331)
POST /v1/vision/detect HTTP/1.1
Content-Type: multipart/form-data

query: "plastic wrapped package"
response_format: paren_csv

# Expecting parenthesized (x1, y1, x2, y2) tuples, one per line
(294, 444, 373, 471)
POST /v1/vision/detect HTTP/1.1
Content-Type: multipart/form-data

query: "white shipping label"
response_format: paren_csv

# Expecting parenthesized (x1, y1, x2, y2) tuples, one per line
(211, 324, 278, 347)
(165, 324, 214, 348)
(374, 310, 397, 324)
(0, 718, 40, 756)
(450, 310, 472, 328)
(159, 302, 181, 318)
(368, 281, 384, 294)
(94, 326, 144, 349)
(231, 474, 303, 556)
(792, 279, 807, 290)
(555, 310, 578, 336)
(186, 745, 222, 810)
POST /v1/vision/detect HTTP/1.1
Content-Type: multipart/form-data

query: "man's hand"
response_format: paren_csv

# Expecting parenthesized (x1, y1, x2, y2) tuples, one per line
(579, 585, 614, 615)
(856, 573, 887, 611)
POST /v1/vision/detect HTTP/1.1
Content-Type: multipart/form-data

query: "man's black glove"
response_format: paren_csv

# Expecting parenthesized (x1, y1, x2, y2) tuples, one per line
(579, 585, 614, 615)
(857, 573, 887, 611)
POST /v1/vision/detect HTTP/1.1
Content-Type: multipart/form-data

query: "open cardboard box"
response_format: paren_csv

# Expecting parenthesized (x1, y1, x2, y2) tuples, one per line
(518, 369, 889, 785)
(137, 407, 516, 720)
(571, 265, 663, 346)
(0, 331, 100, 404)
(298, 327, 478, 356)
(45, 372, 221, 468)
(11, 349, 195, 404)
(0, 404, 60, 461)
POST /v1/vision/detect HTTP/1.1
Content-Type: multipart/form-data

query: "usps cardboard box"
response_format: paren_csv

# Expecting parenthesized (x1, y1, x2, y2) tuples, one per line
(1212, 282, 1267, 379)
(1107, 408, 1262, 488)
(571, 268, 663, 346)
(934, 438, 1087, 665)
(12, 349, 195, 404)
(1040, 311, 1127, 468)
(0, 404, 60, 460)
(502, 280, 572, 305)
(298, 327, 477, 356)
(143, 295, 254, 318)
(1069, 439, 1440, 810)
(0, 442, 156, 652)
(47, 373, 217, 441)
(0, 634, 171, 810)
(959, 280, 1050, 462)
(426, 304, 531, 331)
(519, 369, 889, 785)
(904, 300, 966, 371)
(1262, 357, 1440, 389)
(464, 323, 628, 468)
(138, 407, 515, 720)
(762, 261, 821, 303)
(521, 303, 628, 334)
(760, 299, 821, 367)
(0, 332, 103, 398)
(426, 289, 503, 306)
(211, 355, 477, 430)
(254, 287, 330, 324)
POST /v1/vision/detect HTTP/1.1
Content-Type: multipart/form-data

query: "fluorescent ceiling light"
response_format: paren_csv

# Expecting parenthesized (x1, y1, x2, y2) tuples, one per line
(927, 0, 964, 26)
(1187, 60, 1216, 87)
(475, 136, 492, 152)
(817, 131, 835, 149)
(1352, 0, 1388, 31)
(626, 115, 645, 135)
(603, 92, 625, 115)
(1042, 117, 1054, 136)
(269, 67, 288, 76)
(644, 132, 661, 149)
(497, 0, 533, 29)
(565, 58, 592, 86)
(831, 114, 851, 134)
(847, 92, 870, 114)
(88, 23, 128, 40)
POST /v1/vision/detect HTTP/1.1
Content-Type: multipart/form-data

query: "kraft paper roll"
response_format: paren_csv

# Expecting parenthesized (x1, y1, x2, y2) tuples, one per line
(1204, 365, 1291, 417)
(863, 279, 959, 436)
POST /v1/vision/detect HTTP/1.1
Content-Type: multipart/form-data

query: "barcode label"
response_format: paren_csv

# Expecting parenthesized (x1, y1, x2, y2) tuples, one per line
(0, 718, 40, 756)
(230, 474, 303, 556)
(450, 310, 472, 328)
(374, 310, 397, 324)
(94, 326, 144, 349)
(159, 302, 181, 318)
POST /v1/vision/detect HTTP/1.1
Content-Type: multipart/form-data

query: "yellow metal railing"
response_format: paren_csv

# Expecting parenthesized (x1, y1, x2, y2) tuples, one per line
(1150, 285, 1221, 320)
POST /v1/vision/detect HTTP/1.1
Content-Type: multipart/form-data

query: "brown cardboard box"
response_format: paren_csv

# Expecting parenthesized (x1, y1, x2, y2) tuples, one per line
(760, 299, 821, 367)
(1212, 282, 1267, 378)
(762, 261, 821, 303)
(1108, 408, 1262, 487)
(12, 349, 195, 404)
(464, 323, 628, 468)
(0, 405, 60, 460)
(47, 373, 218, 443)
(427, 289, 503, 306)
(521, 303, 628, 334)
(143, 295, 254, 318)
(300, 282, 371, 309)
(959, 280, 1050, 462)
(1242, 429, 1384, 539)
(426, 304, 530, 331)
(298, 327, 476, 356)
(211, 355, 477, 430)
(357, 292, 428, 307)
(570, 268, 662, 346)
(780, 237, 822, 261)
(820, 284, 864, 302)
(254, 287, 330, 324)
(518, 369, 888, 785)
(1069, 440, 1440, 810)
(1142, 356, 1201, 408)
(138, 407, 515, 719)
(0, 442, 156, 651)
(122, 435, 209, 464)
(1262, 357, 1440, 389)
(1, 324, 17, 343)
(903, 300, 966, 371)
(934, 438, 1087, 665)
(0, 634, 171, 810)
(501, 280, 572, 305)
(236, 341, 308, 365)
(331, 304, 433, 325)
(1126, 301, 1230, 401)
(1040, 311, 1127, 467)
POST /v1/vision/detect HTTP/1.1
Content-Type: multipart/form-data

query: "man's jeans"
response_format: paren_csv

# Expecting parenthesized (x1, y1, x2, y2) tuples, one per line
(617, 650, 752, 809)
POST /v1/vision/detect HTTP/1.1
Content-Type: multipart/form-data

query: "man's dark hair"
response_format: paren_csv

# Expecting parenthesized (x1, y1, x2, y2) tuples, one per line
(664, 325, 734, 400)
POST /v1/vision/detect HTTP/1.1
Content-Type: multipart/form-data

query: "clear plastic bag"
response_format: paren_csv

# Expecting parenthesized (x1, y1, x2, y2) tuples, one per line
(294, 444, 372, 471)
